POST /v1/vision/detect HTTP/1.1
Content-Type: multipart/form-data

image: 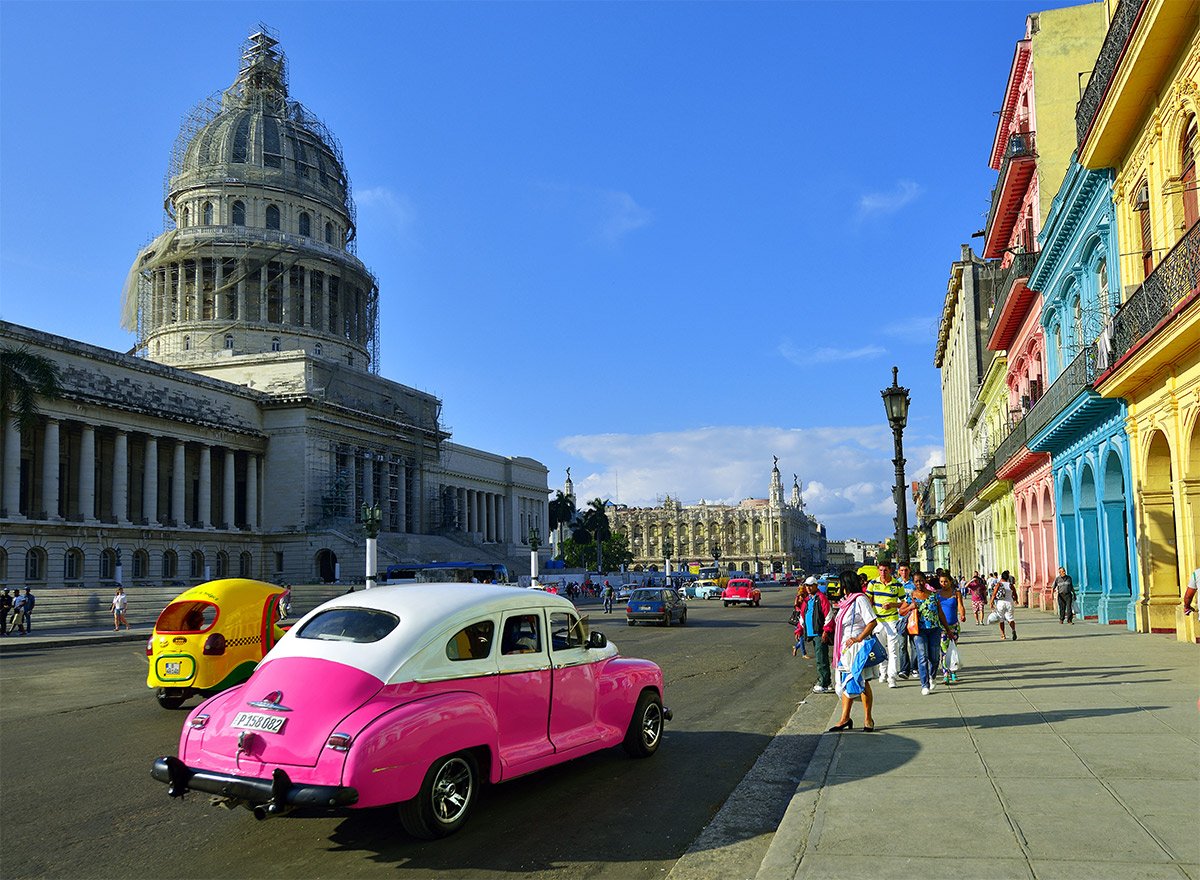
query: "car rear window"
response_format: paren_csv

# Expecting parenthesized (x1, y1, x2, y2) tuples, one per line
(156, 601, 217, 633)
(630, 589, 661, 602)
(297, 608, 399, 643)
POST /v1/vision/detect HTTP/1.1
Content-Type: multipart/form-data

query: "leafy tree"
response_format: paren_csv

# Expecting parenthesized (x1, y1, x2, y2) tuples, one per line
(0, 345, 62, 435)
(559, 531, 632, 573)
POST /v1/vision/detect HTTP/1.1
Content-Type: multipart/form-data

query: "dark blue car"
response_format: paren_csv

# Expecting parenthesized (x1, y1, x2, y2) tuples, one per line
(626, 588, 688, 627)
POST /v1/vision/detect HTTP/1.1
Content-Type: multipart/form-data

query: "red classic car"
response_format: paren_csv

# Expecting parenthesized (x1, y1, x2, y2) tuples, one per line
(151, 583, 670, 838)
(722, 578, 761, 607)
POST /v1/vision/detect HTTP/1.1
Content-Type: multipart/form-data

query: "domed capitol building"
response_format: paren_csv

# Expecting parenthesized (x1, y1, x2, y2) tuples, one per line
(0, 30, 549, 596)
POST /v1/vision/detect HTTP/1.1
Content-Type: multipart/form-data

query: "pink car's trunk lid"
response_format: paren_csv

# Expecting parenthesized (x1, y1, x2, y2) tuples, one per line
(201, 656, 383, 768)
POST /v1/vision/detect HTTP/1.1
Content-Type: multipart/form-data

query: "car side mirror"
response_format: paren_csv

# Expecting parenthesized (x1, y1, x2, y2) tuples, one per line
(588, 631, 607, 649)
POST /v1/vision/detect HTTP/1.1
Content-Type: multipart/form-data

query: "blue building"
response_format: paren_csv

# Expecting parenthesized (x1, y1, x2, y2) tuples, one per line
(1025, 155, 1138, 627)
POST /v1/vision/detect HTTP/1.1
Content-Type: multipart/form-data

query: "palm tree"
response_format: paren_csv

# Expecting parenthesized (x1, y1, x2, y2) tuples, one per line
(0, 345, 62, 435)
(548, 490, 576, 559)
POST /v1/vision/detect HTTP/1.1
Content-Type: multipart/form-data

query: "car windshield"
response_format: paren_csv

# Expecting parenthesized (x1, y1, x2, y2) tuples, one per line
(630, 589, 662, 602)
(156, 600, 218, 633)
(297, 608, 399, 643)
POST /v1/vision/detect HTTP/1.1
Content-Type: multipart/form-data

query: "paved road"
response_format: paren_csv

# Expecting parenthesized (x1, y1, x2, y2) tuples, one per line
(0, 587, 821, 880)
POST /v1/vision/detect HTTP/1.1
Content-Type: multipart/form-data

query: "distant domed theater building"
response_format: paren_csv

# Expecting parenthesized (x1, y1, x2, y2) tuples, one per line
(608, 460, 828, 576)
(0, 31, 548, 600)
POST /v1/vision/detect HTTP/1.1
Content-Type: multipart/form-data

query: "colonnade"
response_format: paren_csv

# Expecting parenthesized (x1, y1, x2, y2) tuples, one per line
(0, 415, 261, 531)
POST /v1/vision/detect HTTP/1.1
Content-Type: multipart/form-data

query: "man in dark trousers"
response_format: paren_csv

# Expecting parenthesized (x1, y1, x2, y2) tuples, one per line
(1053, 566, 1076, 624)
(799, 577, 834, 694)
(0, 589, 10, 636)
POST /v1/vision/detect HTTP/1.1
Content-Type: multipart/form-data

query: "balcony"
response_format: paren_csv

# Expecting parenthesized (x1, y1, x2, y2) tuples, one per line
(983, 132, 1037, 259)
(985, 250, 1041, 351)
(1075, 0, 1145, 148)
(1103, 221, 1200, 373)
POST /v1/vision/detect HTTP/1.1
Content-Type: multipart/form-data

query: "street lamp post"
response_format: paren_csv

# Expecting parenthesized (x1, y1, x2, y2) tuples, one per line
(663, 538, 673, 585)
(711, 543, 721, 576)
(361, 503, 382, 588)
(881, 366, 912, 568)
(529, 525, 541, 586)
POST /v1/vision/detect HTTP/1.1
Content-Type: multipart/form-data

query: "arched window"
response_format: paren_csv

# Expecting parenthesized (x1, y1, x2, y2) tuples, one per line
(190, 550, 204, 578)
(239, 551, 253, 578)
(64, 547, 84, 581)
(266, 204, 281, 230)
(202, 201, 213, 225)
(25, 548, 46, 581)
(271, 337, 281, 352)
(100, 548, 117, 580)
(1182, 116, 1197, 228)
(163, 550, 178, 579)
(1072, 296, 1083, 353)
(315, 342, 323, 356)
(325, 222, 334, 244)
(299, 212, 311, 237)
(216, 551, 229, 578)
(183, 336, 191, 351)
(181, 206, 191, 228)
(224, 334, 234, 350)
(232, 200, 246, 227)
(132, 549, 149, 579)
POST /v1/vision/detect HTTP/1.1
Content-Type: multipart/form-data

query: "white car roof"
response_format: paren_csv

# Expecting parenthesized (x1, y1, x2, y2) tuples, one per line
(265, 583, 585, 682)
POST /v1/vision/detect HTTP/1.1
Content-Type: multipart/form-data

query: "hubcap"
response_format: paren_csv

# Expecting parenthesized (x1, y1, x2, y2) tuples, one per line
(431, 757, 472, 823)
(641, 702, 662, 749)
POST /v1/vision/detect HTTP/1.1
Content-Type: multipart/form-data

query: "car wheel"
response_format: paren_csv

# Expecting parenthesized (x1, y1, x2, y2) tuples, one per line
(680, 610, 688, 626)
(723, 601, 730, 607)
(623, 689, 664, 758)
(399, 751, 479, 840)
(156, 688, 187, 710)
(663, 612, 671, 627)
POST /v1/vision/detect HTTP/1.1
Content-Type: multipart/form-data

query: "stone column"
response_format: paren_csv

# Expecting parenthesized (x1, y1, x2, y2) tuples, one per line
(198, 444, 212, 528)
(223, 449, 236, 529)
(172, 439, 186, 526)
(364, 452, 374, 507)
(320, 273, 330, 333)
(486, 492, 495, 542)
(281, 264, 291, 325)
(215, 259, 225, 320)
(397, 461, 407, 534)
(79, 424, 96, 522)
(246, 453, 258, 531)
(143, 435, 158, 525)
(494, 493, 504, 544)
(113, 430, 128, 523)
(236, 260, 246, 321)
(303, 267, 312, 330)
(2, 417, 22, 518)
(42, 417, 60, 519)
(457, 487, 467, 531)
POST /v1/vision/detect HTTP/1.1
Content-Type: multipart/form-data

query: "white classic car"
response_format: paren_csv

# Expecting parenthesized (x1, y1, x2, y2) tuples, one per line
(152, 583, 670, 838)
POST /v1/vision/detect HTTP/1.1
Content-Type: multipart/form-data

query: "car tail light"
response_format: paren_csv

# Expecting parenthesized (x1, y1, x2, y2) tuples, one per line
(189, 713, 210, 730)
(202, 633, 226, 655)
(325, 732, 353, 752)
(145, 637, 154, 657)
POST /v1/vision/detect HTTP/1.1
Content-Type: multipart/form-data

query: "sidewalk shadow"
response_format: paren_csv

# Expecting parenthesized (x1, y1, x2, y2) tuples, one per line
(897, 705, 1165, 730)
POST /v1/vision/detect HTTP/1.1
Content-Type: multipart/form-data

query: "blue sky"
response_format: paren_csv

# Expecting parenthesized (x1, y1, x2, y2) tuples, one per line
(0, 0, 1095, 541)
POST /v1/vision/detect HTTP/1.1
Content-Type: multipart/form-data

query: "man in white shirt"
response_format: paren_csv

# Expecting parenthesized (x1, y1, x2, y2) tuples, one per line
(991, 571, 1017, 641)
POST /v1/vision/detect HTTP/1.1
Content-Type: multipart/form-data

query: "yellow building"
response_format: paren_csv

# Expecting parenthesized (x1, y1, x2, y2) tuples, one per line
(1080, 0, 1199, 641)
(967, 353, 1021, 590)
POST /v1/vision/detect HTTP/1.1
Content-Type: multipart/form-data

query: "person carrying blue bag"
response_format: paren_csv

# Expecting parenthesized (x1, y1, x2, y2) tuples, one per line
(828, 567, 886, 732)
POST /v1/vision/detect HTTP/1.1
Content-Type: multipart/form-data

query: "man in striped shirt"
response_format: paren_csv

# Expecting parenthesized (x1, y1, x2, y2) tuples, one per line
(867, 562, 906, 688)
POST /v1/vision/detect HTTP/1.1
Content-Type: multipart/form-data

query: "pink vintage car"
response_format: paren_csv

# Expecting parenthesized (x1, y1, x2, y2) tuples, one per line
(151, 583, 669, 838)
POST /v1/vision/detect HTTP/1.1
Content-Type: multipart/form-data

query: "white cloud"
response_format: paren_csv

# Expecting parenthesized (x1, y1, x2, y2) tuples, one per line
(778, 340, 886, 367)
(597, 189, 652, 244)
(556, 425, 943, 541)
(856, 179, 922, 221)
(880, 314, 939, 340)
(356, 186, 415, 238)
(534, 181, 652, 245)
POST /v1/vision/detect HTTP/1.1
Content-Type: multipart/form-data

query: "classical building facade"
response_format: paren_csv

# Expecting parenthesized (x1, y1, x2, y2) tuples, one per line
(608, 462, 827, 575)
(1082, 0, 1199, 641)
(0, 31, 548, 594)
(912, 466, 949, 576)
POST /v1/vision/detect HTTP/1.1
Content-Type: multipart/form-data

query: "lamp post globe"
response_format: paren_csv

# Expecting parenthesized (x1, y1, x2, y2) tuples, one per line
(880, 366, 912, 568)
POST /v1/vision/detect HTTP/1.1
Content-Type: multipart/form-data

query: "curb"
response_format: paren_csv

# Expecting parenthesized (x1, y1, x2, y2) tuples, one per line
(0, 630, 150, 653)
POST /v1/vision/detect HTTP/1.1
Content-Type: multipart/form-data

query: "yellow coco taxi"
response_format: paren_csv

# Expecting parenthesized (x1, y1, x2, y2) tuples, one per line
(147, 578, 287, 709)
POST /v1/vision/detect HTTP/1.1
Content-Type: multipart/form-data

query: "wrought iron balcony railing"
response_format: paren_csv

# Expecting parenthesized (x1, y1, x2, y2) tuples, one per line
(984, 131, 1037, 243)
(985, 250, 1041, 344)
(1075, 0, 1144, 147)
(1105, 221, 1200, 369)
(1023, 343, 1098, 441)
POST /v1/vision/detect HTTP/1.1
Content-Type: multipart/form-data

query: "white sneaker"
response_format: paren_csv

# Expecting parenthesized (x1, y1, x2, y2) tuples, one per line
(928, 681, 935, 692)
(921, 687, 930, 696)
(812, 685, 831, 693)
(887, 678, 897, 688)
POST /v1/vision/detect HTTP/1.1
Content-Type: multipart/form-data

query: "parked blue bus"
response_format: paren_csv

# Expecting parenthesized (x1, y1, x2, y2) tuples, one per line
(383, 562, 510, 584)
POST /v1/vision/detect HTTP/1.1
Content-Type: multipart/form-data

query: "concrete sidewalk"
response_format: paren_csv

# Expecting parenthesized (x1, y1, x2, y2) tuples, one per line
(757, 610, 1200, 880)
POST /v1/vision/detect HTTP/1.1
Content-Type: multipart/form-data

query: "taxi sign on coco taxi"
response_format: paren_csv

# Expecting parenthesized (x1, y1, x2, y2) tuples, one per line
(151, 583, 671, 839)
(147, 578, 288, 709)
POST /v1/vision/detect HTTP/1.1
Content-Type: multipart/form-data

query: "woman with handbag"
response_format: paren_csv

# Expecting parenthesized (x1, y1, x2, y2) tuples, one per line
(899, 571, 950, 696)
(828, 568, 881, 732)
(937, 573, 965, 684)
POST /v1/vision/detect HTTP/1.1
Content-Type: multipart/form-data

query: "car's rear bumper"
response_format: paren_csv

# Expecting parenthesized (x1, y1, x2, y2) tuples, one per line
(724, 597, 755, 604)
(151, 755, 358, 810)
(626, 610, 669, 621)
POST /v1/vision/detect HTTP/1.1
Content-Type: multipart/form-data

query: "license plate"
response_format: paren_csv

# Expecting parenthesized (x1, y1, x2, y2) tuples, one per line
(637, 604, 652, 611)
(164, 661, 181, 676)
(231, 712, 286, 734)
